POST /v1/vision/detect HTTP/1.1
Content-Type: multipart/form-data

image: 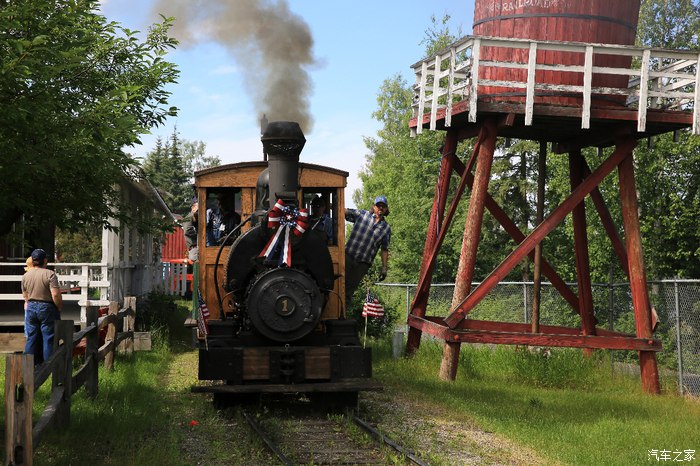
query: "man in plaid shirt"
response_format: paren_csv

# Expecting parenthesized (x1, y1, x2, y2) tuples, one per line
(344, 195, 391, 304)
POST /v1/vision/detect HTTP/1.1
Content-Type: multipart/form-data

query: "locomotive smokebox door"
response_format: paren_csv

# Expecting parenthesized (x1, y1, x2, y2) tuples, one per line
(246, 268, 324, 342)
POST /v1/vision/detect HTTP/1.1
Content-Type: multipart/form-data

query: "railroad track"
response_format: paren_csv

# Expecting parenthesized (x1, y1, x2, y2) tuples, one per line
(240, 399, 428, 465)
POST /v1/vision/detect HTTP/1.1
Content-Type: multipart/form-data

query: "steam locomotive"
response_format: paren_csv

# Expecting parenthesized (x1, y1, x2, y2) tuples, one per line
(192, 121, 375, 401)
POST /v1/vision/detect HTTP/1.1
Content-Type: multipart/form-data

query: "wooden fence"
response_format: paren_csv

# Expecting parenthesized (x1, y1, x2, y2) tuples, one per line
(0, 261, 186, 325)
(4, 297, 137, 466)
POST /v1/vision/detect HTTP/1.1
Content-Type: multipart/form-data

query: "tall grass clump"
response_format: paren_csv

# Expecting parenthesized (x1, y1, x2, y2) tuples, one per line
(135, 292, 191, 350)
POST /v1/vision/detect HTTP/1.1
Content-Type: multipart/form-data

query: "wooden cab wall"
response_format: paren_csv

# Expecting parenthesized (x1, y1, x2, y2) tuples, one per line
(194, 161, 348, 321)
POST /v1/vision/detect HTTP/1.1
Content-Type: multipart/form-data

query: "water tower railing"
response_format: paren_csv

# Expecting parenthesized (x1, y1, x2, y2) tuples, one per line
(411, 35, 700, 135)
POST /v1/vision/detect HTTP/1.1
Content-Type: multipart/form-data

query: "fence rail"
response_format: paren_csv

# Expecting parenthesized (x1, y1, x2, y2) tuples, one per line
(377, 279, 700, 397)
(4, 297, 137, 466)
(0, 262, 186, 324)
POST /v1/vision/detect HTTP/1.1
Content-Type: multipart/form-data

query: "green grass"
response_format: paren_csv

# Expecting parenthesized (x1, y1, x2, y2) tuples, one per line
(372, 339, 700, 466)
(0, 296, 274, 465)
(3, 294, 697, 465)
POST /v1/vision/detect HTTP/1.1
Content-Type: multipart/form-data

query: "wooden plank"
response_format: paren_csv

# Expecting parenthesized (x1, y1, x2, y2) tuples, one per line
(416, 61, 428, 134)
(243, 348, 270, 380)
(582, 46, 593, 129)
(430, 55, 440, 131)
(114, 331, 134, 347)
(134, 332, 152, 351)
(304, 347, 331, 380)
(119, 296, 136, 355)
(72, 357, 90, 395)
(406, 131, 460, 355)
(33, 346, 65, 392)
(637, 49, 651, 133)
(531, 141, 546, 333)
(53, 321, 74, 428)
(524, 42, 537, 126)
(0, 333, 26, 353)
(469, 39, 480, 123)
(103, 302, 118, 371)
(97, 341, 114, 361)
(618, 154, 660, 394)
(582, 162, 630, 278)
(32, 386, 64, 448)
(192, 379, 382, 394)
(5, 353, 34, 465)
(441, 118, 498, 381)
(444, 138, 637, 329)
(418, 315, 632, 338)
(446, 47, 456, 127)
(85, 307, 99, 398)
(409, 316, 662, 352)
(569, 151, 596, 340)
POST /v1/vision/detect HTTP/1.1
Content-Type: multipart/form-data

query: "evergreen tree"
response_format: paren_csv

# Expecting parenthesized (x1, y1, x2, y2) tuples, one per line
(142, 128, 221, 215)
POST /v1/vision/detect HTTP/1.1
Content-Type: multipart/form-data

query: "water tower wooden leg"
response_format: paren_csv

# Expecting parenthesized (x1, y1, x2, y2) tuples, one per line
(618, 147, 660, 394)
(569, 149, 596, 356)
(439, 119, 497, 381)
(406, 130, 459, 355)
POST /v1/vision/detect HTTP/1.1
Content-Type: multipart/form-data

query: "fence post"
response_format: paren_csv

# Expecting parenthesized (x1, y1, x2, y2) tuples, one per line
(674, 280, 684, 396)
(53, 320, 74, 429)
(522, 282, 528, 323)
(120, 297, 136, 355)
(85, 307, 99, 399)
(405, 285, 410, 326)
(5, 353, 34, 466)
(104, 301, 118, 371)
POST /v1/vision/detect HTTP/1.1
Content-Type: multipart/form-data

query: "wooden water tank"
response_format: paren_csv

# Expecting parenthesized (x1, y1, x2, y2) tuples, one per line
(473, 0, 641, 106)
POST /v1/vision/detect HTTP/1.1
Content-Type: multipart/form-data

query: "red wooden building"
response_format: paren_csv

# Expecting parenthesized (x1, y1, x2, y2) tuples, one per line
(406, 0, 699, 393)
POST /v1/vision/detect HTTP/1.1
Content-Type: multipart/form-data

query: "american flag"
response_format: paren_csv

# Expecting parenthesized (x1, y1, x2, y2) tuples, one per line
(197, 293, 210, 336)
(362, 292, 385, 318)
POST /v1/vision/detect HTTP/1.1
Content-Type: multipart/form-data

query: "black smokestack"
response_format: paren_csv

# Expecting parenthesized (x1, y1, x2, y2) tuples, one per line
(261, 121, 305, 208)
(151, 0, 316, 132)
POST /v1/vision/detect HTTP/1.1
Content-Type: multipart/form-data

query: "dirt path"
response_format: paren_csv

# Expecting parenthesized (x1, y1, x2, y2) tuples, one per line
(361, 387, 551, 465)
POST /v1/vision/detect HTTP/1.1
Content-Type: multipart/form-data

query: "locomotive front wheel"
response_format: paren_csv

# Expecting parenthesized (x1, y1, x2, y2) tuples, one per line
(246, 268, 324, 342)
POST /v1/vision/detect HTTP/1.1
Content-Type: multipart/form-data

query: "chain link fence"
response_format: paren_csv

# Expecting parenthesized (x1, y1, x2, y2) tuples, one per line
(375, 279, 700, 396)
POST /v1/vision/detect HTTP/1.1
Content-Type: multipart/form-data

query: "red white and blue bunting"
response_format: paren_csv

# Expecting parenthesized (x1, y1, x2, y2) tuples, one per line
(259, 199, 309, 267)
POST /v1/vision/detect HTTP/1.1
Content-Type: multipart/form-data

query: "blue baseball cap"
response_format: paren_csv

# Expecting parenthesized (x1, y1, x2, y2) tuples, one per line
(31, 248, 47, 262)
(374, 195, 389, 215)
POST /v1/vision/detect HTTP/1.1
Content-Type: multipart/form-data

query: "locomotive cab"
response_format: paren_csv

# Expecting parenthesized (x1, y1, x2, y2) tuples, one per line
(192, 122, 376, 395)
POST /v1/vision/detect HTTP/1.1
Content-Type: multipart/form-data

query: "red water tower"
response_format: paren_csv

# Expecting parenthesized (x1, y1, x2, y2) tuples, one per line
(406, 0, 699, 394)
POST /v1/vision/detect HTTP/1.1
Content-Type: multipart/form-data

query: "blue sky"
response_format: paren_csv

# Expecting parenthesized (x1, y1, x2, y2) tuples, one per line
(100, 0, 474, 205)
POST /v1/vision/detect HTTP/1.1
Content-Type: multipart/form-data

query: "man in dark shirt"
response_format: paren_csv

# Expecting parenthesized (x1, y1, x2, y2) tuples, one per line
(22, 249, 62, 365)
(206, 192, 241, 246)
(344, 195, 391, 304)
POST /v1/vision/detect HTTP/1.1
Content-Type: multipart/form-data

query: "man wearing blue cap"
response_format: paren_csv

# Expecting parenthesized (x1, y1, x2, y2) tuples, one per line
(344, 195, 391, 304)
(21, 248, 62, 365)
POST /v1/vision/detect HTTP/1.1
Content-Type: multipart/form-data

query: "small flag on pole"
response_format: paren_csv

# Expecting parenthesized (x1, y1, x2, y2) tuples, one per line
(197, 293, 210, 336)
(362, 291, 385, 318)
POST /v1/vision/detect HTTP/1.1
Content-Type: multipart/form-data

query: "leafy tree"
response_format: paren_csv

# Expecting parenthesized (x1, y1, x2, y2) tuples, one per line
(182, 139, 221, 175)
(0, 0, 179, 237)
(55, 226, 101, 262)
(634, 0, 700, 278)
(637, 0, 700, 49)
(142, 128, 221, 215)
